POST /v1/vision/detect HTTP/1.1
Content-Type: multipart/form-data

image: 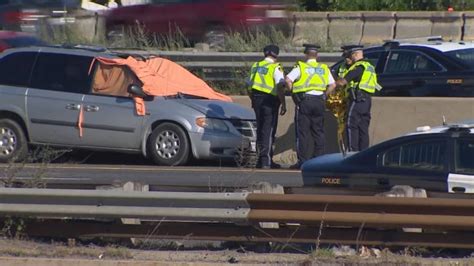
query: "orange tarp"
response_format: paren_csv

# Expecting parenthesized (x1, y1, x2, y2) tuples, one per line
(95, 56, 232, 115)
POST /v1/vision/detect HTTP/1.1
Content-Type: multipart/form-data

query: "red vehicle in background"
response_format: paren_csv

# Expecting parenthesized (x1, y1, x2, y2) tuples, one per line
(105, 0, 289, 44)
(0, 31, 45, 52)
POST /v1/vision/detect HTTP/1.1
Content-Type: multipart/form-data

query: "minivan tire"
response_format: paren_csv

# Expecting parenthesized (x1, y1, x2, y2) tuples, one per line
(0, 119, 27, 163)
(147, 122, 190, 166)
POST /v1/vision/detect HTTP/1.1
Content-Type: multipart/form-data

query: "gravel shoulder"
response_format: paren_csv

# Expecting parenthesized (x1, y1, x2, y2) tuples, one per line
(0, 238, 473, 265)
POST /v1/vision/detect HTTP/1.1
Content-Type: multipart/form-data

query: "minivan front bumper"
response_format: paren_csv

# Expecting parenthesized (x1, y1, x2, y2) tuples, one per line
(188, 131, 255, 160)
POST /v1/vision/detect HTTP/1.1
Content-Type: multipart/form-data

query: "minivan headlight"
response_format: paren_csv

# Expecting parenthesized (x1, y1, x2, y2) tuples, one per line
(196, 117, 229, 132)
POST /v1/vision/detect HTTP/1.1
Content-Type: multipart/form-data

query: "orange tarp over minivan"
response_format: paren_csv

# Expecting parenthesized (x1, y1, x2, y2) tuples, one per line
(95, 56, 232, 115)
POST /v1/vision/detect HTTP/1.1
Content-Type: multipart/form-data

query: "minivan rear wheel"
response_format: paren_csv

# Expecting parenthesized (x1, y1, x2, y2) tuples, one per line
(147, 123, 190, 166)
(0, 119, 27, 163)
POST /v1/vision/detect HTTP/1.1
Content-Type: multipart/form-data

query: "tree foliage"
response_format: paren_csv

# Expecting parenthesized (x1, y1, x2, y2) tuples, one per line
(299, 0, 474, 11)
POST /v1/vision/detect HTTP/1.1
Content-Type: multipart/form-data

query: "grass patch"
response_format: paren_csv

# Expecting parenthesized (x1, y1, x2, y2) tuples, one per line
(0, 247, 41, 257)
(311, 248, 335, 258)
(0, 243, 133, 260)
(223, 27, 290, 52)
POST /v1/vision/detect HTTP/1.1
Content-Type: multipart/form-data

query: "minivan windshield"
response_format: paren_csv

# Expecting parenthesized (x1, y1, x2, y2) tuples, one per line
(445, 48, 474, 69)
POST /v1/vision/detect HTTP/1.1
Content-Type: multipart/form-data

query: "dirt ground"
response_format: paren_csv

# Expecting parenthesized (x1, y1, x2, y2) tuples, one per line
(0, 238, 473, 265)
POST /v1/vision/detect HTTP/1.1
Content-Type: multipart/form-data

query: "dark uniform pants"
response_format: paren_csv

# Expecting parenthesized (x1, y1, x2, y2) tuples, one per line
(295, 94, 325, 164)
(346, 96, 372, 152)
(251, 91, 280, 167)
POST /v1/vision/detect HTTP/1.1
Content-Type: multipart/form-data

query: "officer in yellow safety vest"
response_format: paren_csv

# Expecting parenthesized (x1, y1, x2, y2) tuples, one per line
(337, 48, 353, 78)
(335, 49, 353, 99)
(336, 45, 382, 152)
(285, 44, 336, 169)
(248, 44, 287, 169)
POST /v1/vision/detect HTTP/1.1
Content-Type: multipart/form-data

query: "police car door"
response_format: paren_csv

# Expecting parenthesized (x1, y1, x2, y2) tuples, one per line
(447, 135, 474, 193)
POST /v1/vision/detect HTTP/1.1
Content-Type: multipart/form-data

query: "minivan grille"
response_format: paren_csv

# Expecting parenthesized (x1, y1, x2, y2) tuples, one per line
(230, 120, 257, 137)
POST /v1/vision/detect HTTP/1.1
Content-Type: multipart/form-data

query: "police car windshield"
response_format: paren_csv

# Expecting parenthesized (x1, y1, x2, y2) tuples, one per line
(445, 48, 474, 69)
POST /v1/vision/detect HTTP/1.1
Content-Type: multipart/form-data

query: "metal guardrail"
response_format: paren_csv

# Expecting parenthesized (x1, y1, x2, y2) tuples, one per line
(2, 188, 474, 229)
(0, 188, 249, 221)
(2, 188, 474, 248)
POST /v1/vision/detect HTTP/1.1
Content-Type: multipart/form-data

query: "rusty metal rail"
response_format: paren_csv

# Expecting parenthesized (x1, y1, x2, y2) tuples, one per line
(18, 219, 474, 249)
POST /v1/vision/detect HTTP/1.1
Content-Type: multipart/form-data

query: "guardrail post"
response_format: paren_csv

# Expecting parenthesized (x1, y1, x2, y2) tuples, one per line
(122, 181, 149, 245)
(245, 182, 284, 229)
(376, 185, 427, 233)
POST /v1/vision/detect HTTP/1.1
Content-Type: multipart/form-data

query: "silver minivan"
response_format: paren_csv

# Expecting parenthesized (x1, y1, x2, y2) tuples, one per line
(0, 46, 256, 166)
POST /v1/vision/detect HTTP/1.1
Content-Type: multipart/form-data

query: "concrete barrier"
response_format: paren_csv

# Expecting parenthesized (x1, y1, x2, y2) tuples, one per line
(291, 12, 329, 47)
(290, 11, 471, 47)
(394, 12, 433, 39)
(431, 12, 463, 41)
(232, 96, 474, 164)
(75, 12, 105, 42)
(328, 12, 364, 46)
(361, 12, 396, 44)
(463, 11, 474, 41)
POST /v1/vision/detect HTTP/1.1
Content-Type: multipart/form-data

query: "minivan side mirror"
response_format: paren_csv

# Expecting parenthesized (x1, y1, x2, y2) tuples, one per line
(128, 84, 147, 98)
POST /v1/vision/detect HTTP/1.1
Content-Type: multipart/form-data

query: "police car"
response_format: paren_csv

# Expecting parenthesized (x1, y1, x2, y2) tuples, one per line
(331, 37, 474, 96)
(301, 122, 474, 196)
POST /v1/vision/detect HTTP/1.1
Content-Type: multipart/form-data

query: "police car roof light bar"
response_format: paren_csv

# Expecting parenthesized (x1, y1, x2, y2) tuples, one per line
(383, 36, 444, 44)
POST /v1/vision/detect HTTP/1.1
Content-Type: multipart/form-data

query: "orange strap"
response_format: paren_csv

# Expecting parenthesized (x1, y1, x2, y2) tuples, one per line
(77, 105, 84, 138)
(88, 58, 97, 76)
(134, 97, 146, 116)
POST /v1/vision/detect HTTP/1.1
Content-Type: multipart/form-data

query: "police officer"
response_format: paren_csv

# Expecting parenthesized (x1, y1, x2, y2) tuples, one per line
(336, 45, 381, 152)
(248, 44, 286, 169)
(337, 48, 354, 78)
(285, 44, 336, 168)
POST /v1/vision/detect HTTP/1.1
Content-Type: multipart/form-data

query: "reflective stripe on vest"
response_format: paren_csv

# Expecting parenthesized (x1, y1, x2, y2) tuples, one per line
(249, 60, 279, 95)
(292, 61, 329, 94)
(345, 60, 381, 94)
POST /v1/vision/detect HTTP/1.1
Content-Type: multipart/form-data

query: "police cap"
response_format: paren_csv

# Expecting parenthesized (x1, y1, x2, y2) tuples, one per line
(263, 44, 279, 58)
(341, 44, 364, 57)
(303, 43, 321, 54)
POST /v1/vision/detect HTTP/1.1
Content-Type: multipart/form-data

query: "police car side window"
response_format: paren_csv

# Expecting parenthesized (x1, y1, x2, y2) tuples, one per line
(382, 140, 446, 171)
(365, 52, 382, 69)
(385, 51, 442, 73)
(455, 139, 474, 175)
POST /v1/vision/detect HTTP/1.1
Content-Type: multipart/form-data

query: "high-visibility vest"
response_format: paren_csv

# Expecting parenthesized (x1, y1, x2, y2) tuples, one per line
(338, 63, 351, 98)
(249, 60, 280, 96)
(292, 61, 330, 94)
(345, 60, 381, 94)
(338, 63, 351, 78)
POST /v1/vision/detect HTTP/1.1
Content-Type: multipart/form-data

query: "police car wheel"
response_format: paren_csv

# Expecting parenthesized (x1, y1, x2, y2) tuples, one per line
(147, 122, 190, 166)
(0, 119, 28, 163)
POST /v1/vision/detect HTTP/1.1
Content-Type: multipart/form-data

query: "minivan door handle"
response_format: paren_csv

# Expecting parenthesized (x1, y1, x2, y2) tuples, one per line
(65, 103, 81, 110)
(84, 105, 99, 112)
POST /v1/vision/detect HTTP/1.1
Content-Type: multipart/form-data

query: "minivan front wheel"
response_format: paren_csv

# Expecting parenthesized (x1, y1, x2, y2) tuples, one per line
(147, 123, 190, 166)
(0, 119, 27, 163)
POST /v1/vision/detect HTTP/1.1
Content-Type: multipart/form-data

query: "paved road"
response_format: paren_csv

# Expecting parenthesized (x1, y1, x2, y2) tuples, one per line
(0, 164, 303, 190)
